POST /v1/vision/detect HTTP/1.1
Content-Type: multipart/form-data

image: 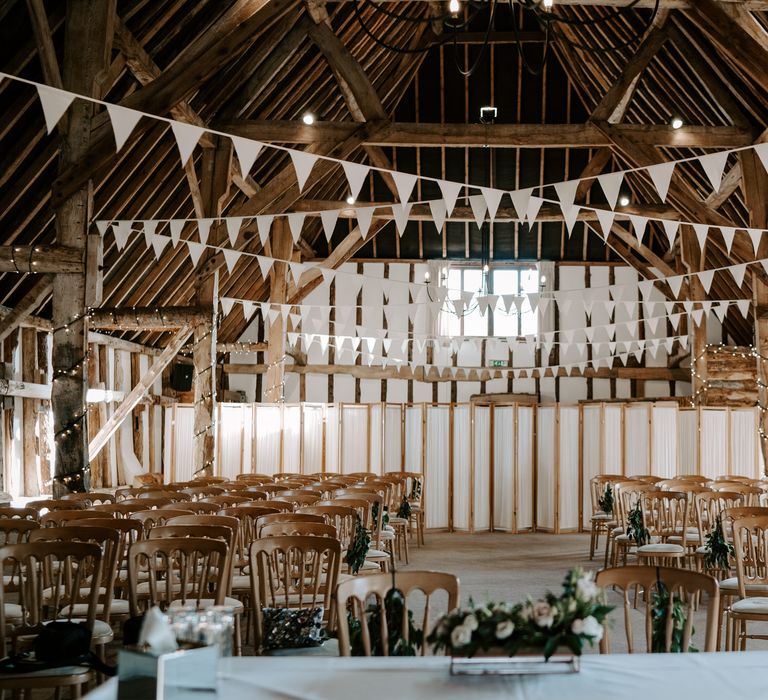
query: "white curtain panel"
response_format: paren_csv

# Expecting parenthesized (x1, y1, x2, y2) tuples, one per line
(325, 404, 340, 473)
(517, 406, 535, 530)
(730, 408, 759, 478)
(425, 406, 450, 529)
(581, 405, 601, 528)
(559, 407, 580, 531)
(603, 405, 623, 474)
(254, 405, 281, 475)
(624, 405, 650, 476)
(651, 404, 678, 478)
(677, 409, 698, 476)
(405, 406, 424, 473)
(368, 404, 383, 476)
(700, 409, 729, 480)
(536, 407, 556, 531)
(301, 405, 324, 473)
(473, 406, 491, 531)
(170, 405, 195, 482)
(493, 406, 515, 532)
(217, 403, 245, 479)
(383, 405, 403, 472)
(282, 405, 301, 472)
(341, 405, 368, 473)
(452, 405, 471, 531)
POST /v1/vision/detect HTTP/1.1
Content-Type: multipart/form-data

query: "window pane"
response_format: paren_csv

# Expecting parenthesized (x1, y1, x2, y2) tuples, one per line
(520, 268, 539, 294)
(463, 269, 482, 295)
(493, 309, 518, 337)
(492, 269, 519, 295)
(464, 306, 487, 336)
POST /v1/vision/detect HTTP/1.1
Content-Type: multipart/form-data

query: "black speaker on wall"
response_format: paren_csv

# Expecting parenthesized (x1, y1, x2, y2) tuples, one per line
(170, 363, 193, 392)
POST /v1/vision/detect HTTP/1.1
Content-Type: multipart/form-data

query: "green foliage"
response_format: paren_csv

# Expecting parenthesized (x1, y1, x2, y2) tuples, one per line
(372, 502, 389, 528)
(651, 582, 697, 653)
(397, 497, 412, 520)
(347, 589, 423, 656)
(428, 568, 613, 661)
(626, 502, 650, 546)
(344, 516, 370, 574)
(703, 516, 734, 572)
(598, 484, 613, 515)
(410, 479, 422, 502)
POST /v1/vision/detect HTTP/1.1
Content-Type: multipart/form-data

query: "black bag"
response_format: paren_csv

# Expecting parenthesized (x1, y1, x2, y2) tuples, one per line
(0, 621, 116, 676)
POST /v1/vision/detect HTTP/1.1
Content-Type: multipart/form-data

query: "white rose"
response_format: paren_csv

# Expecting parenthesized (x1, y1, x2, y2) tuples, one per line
(571, 615, 603, 642)
(495, 620, 515, 640)
(463, 613, 479, 631)
(451, 624, 473, 648)
(532, 602, 555, 629)
(576, 575, 599, 601)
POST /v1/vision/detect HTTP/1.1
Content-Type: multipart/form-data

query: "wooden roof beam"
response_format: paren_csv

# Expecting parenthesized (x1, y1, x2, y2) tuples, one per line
(89, 306, 208, 330)
(0, 245, 82, 273)
(0, 274, 52, 343)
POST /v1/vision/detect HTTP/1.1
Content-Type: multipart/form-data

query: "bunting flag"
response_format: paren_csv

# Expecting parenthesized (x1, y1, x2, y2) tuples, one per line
(554, 180, 579, 211)
(226, 217, 243, 246)
(170, 121, 205, 166)
(720, 226, 736, 255)
(142, 220, 158, 247)
(526, 196, 544, 224)
(597, 171, 624, 210)
(35, 84, 75, 134)
(429, 198, 447, 233)
(595, 209, 615, 238)
(693, 223, 709, 251)
(150, 233, 169, 259)
(287, 213, 306, 242)
(320, 209, 340, 241)
(256, 255, 273, 278)
(628, 214, 648, 244)
(392, 171, 418, 203)
(113, 221, 132, 251)
(290, 150, 318, 192)
(748, 228, 763, 254)
(187, 241, 205, 267)
(342, 161, 369, 201)
(289, 261, 306, 285)
(392, 202, 412, 236)
(666, 275, 684, 298)
(356, 207, 374, 238)
(95, 221, 109, 236)
(169, 220, 184, 247)
(697, 269, 715, 294)
(242, 301, 256, 322)
(106, 104, 143, 152)
(231, 136, 263, 178)
(220, 297, 235, 316)
(730, 263, 747, 288)
(437, 180, 462, 216)
(256, 215, 273, 247)
(698, 151, 729, 193)
(480, 187, 504, 221)
(468, 194, 487, 228)
(563, 205, 580, 236)
(646, 161, 675, 202)
(510, 187, 533, 222)
(198, 218, 213, 245)
(662, 220, 679, 248)
(222, 249, 241, 275)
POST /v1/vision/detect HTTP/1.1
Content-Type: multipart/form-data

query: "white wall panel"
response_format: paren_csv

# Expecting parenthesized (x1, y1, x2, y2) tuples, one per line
(700, 409, 728, 480)
(282, 405, 301, 472)
(301, 405, 324, 473)
(651, 404, 677, 478)
(493, 406, 515, 532)
(678, 409, 698, 475)
(405, 406, 424, 473)
(341, 405, 368, 473)
(604, 405, 623, 474)
(383, 405, 402, 472)
(425, 406, 450, 529)
(559, 406, 580, 531)
(582, 405, 601, 528)
(624, 404, 650, 476)
(452, 405, 471, 530)
(536, 407, 556, 531)
(731, 408, 759, 478)
(473, 406, 491, 531)
(254, 405, 281, 475)
(517, 406, 534, 530)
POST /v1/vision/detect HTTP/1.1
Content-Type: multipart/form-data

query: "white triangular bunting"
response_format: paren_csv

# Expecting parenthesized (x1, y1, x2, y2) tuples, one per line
(169, 220, 184, 247)
(510, 188, 533, 222)
(697, 269, 715, 294)
(341, 161, 369, 201)
(289, 261, 305, 285)
(646, 161, 675, 202)
(554, 180, 579, 211)
(720, 226, 736, 255)
(392, 202, 412, 236)
(595, 209, 615, 239)
(256, 216, 273, 247)
(113, 221, 132, 251)
(287, 213, 305, 242)
(563, 205, 580, 236)
(437, 180, 462, 215)
(35, 84, 74, 134)
(391, 171, 418, 203)
(526, 196, 544, 224)
(150, 233, 169, 259)
(480, 187, 504, 221)
(257, 255, 274, 278)
(198, 218, 213, 245)
(731, 263, 747, 288)
(429, 198, 447, 233)
(662, 219, 679, 248)
(187, 241, 205, 268)
(748, 228, 763, 254)
(693, 223, 709, 252)
(667, 276, 684, 298)
(468, 194, 487, 228)
(737, 299, 750, 318)
(628, 214, 648, 243)
(231, 136, 263, 178)
(698, 151, 729, 193)
(106, 104, 143, 152)
(96, 220, 109, 236)
(142, 220, 158, 248)
(170, 121, 205, 166)
(220, 297, 235, 316)
(222, 249, 241, 275)
(289, 150, 318, 192)
(597, 171, 624, 210)
(316, 209, 338, 242)
(226, 217, 243, 246)
(356, 207, 374, 239)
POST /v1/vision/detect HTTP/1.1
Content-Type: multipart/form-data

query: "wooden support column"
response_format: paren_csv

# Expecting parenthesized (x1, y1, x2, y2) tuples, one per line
(680, 224, 708, 403)
(51, 0, 115, 496)
(265, 218, 292, 402)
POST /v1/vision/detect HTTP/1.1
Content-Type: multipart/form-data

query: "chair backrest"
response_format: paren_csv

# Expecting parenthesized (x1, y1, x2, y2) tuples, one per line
(218, 507, 280, 566)
(0, 507, 38, 521)
(258, 484, 290, 495)
(115, 487, 143, 501)
(641, 491, 688, 543)
(629, 475, 664, 484)
(266, 499, 296, 512)
(178, 502, 221, 514)
(694, 492, 745, 544)
(256, 512, 324, 535)
(119, 498, 177, 510)
(236, 474, 274, 483)
(0, 519, 39, 545)
(67, 517, 143, 578)
(249, 535, 341, 651)
(336, 571, 460, 656)
(138, 490, 192, 502)
(41, 509, 113, 527)
(181, 485, 226, 500)
(714, 484, 762, 505)
(27, 499, 86, 515)
(594, 566, 718, 653)
(30, 526, 120, 620)
(128, 537, 228, 615)
(130, 509, 194, 536)
(62, 492, 116, 506)
(0, 541, 102, 655)
(672, 475, 710, 484)
(200, 495, 252, 507)
(93, 502, 148, 517)
(297, 505, 358, 549)
(732, 515, 768, 596)
(615, 483, 654, 529)
(334, 493, 383, 546)
(260, 522, 337, 538)
(276, 493, 321, 507)
(320, 498, 373, 532)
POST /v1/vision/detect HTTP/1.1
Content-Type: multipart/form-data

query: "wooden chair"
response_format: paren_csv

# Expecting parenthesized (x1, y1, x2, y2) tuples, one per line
(0, 519, 38, 545)
(127, 537, 228, 615)
(608, 482, 655, 567)
(41, 509, 113, 527)
(331, 495, 388, 572)
(693, 492, 744, 573)
(595, 566, 719, 653)
(201, 495, 252, 508)
(93, 502, 148, 517)
(629, 475, 664, 484)
(179, 502, 221, 514)
(265, 499, 296, 512)
(256, 512, 324, 535)
(235, 474, 274, 483)
(298, 505, 358, 550)
(249, 535, 341, 654)
(672, 475, 711, 484)
(637, 491, 689, 566)
(130, 509, 193, 537)
(62, 492, 116, 506)
(138, 490, 192, 502)
(276, 493, 321, 508)
(715, 484, 762, 505)
(0, 507, 37, 521)
(0, 542, 102, 697)
(26, 499, 85, 516)
(119, 497, 177, 510)
(260, 522, 337, 538)
(336, 570, 460, 656)
(258, 484, 292, 496)
(588, 475, 619, 560)
(181, 485, 226, 501)
(728, 515, 768, 649)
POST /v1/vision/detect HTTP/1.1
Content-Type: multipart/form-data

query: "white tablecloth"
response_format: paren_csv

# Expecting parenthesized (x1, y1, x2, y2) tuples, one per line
(87, 651, 768, 700)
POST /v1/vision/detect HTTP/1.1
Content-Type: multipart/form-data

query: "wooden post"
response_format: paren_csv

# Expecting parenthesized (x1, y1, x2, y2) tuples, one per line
(51, 0, 115, 495)
(265, 218, 293, 403)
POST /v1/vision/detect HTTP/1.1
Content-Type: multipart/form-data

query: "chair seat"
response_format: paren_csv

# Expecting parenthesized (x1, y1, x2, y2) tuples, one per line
(366, 549, 390, 559)
(731, 597, 768, 615)
(169, 597, 244, 614)
(0, 664, 93, 685)
(611, 526, 624, 536)
(719, 577, 768, 594)
(266, 639, 339, 656)
(591, 513, 613, 522)
(231, 575, 250, 591)
(4, 604, 22, 622)
(61, 599, 130, 618)
(637, 543, 685, 555)
(388, 517, 407, 525)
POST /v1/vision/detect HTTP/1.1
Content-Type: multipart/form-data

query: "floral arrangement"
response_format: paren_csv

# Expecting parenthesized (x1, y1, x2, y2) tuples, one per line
(626, 502, 650, 546)
(344, 516, 370, 574)
(427, 569, 612, 660)
(703, 515, 733, 572)
(598, 484, 613, 515)
(344, 589, 423, 656)
(651, 582, 697, 653)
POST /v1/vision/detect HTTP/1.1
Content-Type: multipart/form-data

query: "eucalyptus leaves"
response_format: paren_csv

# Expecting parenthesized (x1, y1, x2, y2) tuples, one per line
(626, 502, 650, 546)
(598, 484, 614, 515)
(703, 515, 734, 572)
(428, 569, 611, 660)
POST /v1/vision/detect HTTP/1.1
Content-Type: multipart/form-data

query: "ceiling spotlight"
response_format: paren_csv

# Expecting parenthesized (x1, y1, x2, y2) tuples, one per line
(482, 263, 490, 273)
(424, 271, 431, 283)
(449, 0, 460, 14)
(540, 274, 548, 285)
(542, 0, 554, 8)
(618, 195, 631, 207)
(670, 116, 683, 130)
(346, 195, 356, 205)
(302, 113, 315, 125)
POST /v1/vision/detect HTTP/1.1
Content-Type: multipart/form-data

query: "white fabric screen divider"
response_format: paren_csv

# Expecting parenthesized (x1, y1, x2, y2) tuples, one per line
(163, 401, 763, 531)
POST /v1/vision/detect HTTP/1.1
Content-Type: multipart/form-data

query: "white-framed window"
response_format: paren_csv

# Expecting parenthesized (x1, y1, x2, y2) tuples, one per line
(437, 264, 540, 337)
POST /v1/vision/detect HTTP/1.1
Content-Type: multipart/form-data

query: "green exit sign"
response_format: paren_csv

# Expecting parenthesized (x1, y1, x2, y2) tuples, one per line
(490, 360, 508, 367)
